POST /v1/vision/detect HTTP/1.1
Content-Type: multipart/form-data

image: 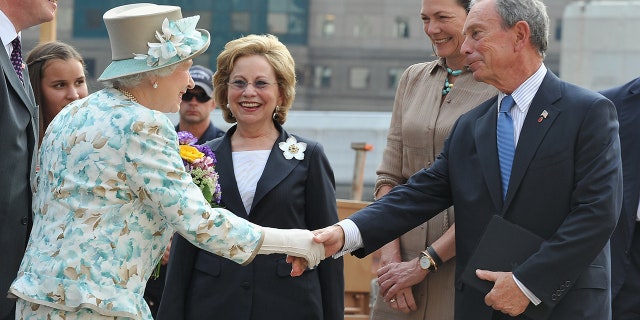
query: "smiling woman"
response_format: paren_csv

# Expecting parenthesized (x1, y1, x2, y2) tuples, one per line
(158, 34, 344, 320)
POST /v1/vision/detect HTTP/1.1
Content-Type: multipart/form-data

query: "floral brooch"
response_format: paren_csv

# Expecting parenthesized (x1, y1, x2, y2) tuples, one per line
(279, 136, 307, 160)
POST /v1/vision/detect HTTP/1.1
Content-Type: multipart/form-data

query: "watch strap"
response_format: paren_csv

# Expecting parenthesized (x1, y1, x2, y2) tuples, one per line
(426, 246, 443, 268)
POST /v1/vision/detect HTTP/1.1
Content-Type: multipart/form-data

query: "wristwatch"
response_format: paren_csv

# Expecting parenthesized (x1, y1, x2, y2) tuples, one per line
(419, 250, 437, 271)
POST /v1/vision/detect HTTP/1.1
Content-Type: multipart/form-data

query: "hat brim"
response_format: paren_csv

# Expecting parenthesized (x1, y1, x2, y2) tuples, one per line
(98, 29, 210, 82)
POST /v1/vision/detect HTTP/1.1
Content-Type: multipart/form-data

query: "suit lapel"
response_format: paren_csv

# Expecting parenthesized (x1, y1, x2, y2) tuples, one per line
(0, 37, 35, 109)
(505, 71, 562, 208)
(211, 129, 249, 217)
(474, 97, 504, 211)
(252, 127, 300, 210)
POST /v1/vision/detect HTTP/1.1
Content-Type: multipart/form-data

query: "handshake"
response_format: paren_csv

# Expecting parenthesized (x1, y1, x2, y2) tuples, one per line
(258, 225, 346, 276)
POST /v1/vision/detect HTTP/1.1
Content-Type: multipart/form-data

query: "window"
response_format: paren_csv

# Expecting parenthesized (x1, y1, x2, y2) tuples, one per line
(394, 17, 410, 38)
(269, 13, 288, 34)
(295, 67, 307, 87)
(312, 66, 332, 88)
(231, 12, 251, 33)
(268, 0, 307, 36)
(387, 67, 405, 89)
(353, 16, 373, 38)
(350, 67, 370, 89)
(322, 14, 336, 38)
(86, 9, 103, 30)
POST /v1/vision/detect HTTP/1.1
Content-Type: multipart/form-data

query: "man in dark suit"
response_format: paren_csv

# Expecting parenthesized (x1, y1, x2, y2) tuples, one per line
(0, 1, 57, 319)
(314, 0, 622, 319)
(601, 78, 640, 320)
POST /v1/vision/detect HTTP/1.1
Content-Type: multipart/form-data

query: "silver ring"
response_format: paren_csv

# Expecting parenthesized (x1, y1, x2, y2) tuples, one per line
(389, 298, 396, 303)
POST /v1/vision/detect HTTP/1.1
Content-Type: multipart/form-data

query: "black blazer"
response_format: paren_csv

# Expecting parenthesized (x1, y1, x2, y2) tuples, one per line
(158, 123, 344, 320)
(348, 71, 622, 320)
(600, 77, 640, 299)
(0, 36, 38, 318)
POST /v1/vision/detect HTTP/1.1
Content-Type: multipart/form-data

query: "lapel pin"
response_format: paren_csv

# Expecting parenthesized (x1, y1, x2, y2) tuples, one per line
(537, 110, 548, 123)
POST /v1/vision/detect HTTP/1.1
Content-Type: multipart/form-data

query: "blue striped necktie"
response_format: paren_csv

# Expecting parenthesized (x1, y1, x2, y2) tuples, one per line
(497, 95, 515, 200)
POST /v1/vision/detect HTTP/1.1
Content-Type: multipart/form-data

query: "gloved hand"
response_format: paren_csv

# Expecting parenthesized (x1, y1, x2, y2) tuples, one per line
(259, 227, 325, 269)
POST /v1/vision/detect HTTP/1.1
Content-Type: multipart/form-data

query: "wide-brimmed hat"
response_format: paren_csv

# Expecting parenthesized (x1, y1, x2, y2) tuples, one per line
(98, 3, 210, 81)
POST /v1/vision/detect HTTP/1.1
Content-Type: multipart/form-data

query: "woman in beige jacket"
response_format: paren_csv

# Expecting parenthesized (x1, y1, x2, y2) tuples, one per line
(370, 0, 497, 319)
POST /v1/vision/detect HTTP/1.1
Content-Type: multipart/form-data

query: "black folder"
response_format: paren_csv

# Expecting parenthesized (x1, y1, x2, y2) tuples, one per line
(461, 215, 551, 319)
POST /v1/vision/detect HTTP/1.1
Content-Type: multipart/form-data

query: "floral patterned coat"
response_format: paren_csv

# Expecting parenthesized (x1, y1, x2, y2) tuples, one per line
(9, 88, 263, 319)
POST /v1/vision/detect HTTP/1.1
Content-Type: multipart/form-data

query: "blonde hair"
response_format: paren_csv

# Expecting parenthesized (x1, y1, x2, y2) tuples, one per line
(213, 34, 296, 124)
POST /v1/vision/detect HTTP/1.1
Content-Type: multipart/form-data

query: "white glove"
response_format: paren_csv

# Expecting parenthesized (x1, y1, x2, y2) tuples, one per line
(258, 227, 325, 269)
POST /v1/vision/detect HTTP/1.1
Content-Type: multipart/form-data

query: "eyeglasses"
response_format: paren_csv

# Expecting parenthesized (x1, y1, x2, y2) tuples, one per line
(228, 79, 275, 91)
(182, 91, 211, 103)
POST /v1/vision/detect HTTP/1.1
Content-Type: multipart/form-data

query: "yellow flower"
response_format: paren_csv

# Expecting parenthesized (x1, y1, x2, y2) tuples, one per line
(180, 145, 204, 162)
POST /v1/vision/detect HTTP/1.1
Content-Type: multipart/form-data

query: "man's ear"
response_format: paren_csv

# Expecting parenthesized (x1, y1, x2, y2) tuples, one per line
(512, 21, 531, 52)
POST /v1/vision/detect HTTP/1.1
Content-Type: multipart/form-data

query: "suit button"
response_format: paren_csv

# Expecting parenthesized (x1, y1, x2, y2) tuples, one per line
(21, 216, 28, 225)
(241, 281, 250, 289)
(551, 293, 558, 301)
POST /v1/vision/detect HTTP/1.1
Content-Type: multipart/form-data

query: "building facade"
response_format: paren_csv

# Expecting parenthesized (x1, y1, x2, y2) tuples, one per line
(22, 0, 575, 112)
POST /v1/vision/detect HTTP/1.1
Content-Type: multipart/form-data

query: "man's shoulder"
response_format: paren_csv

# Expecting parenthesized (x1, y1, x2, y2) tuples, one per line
(599, 77, 640, 100)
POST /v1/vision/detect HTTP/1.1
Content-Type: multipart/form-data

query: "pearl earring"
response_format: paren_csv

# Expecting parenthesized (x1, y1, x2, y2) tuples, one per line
(153, 82, 158, 89)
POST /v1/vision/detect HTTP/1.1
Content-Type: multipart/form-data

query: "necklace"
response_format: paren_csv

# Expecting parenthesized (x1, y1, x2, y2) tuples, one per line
(442, 66, 464, 96)
(117, 87, 138, 103)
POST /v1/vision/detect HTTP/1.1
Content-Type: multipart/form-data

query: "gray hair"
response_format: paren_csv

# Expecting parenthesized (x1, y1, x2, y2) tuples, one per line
(100, 62, 181, 89)
(470, 0, 549, 57)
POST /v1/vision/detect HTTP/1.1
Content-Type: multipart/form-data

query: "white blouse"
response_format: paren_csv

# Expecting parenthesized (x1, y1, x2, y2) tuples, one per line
(232, 150, 271, 213)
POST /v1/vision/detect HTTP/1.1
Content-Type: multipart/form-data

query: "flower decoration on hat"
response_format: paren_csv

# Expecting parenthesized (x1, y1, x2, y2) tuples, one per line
(279, 136, 307, 160)
(134, 16, 205, 67)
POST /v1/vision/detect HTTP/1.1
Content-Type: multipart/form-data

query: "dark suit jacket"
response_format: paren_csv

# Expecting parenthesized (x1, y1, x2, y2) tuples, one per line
(158, 123, 344, 320)
(0, 37, 38, 317)
(600, 77, 640, 299)
(349, 71, 622, 320)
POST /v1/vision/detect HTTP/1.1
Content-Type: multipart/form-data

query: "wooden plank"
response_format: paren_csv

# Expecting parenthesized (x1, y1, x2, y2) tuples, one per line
(338, 199, 375, 316)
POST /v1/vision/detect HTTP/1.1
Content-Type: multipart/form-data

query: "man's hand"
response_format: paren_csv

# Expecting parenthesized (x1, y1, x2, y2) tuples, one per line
(476, 270, 530, 316)
(377, 259, 427, 313)
(312, 225, 345, 258)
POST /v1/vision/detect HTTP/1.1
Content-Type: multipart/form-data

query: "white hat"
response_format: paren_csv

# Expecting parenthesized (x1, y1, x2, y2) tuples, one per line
(98, 3, 210, 81)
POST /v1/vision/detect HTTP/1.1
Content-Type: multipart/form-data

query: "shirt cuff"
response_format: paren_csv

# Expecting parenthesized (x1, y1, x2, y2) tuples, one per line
(332, 219, 364, 258)
(513, 274, 541, 306)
